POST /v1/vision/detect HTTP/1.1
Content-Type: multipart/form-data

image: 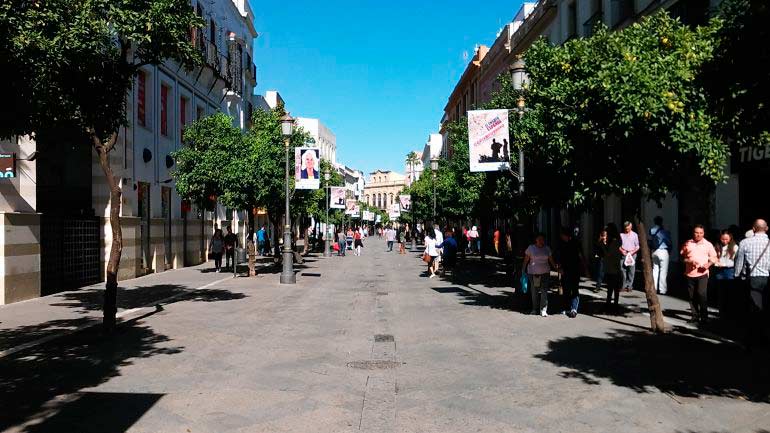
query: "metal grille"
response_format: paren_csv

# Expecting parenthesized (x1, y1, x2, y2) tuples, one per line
(41, 216, 101, 295)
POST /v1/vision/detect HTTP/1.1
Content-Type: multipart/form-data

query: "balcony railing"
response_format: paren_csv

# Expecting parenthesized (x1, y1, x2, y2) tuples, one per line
(227, 41, 243, 95)
(193, 28, 231, 85)
(583, 9, 604, 36)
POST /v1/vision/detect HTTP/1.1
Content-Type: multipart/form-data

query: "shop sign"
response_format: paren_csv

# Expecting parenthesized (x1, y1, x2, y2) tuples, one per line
(0, 153, 15, 178)
(732, 143, 770, 173)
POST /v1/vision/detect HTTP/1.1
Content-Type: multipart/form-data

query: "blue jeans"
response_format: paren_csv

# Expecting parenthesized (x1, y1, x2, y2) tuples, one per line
(594, 259, 605, 290)
(387, 241, 394, 251)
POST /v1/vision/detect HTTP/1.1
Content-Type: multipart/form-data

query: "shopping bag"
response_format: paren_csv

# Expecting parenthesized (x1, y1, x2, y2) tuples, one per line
(519, 273, 528, 294)
(624, 253, 636, 267)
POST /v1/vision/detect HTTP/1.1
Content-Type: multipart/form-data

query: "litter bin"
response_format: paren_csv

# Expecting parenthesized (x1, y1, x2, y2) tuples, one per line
(236, 248, 248, 263)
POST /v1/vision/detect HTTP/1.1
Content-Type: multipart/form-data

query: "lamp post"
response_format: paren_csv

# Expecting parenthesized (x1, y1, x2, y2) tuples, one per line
(324, 169, 331, 257)
(510, 57, 528, 193)
(430, 156, 439, 220)
(280, 113, 296, 284)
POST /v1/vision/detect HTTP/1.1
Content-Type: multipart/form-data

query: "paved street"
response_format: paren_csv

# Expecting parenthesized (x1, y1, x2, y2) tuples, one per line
(2, 240, 770, 433)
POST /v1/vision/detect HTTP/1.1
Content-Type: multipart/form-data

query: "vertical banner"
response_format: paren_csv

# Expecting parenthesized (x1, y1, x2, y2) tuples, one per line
(398, 194, 411, 212)
(467, 109, 511, 172)
(389, 203, 401, 219)
(294, 147, 321, 189)
(330, 187, 346, 209)
(345, 199, 357, 215)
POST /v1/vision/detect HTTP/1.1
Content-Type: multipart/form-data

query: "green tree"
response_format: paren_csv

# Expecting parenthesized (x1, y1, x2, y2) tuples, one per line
(0, 0, 202, 330)
(514, 13, 725, 332)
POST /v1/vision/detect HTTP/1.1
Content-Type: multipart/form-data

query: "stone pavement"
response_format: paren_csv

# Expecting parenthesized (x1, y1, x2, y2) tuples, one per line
(1, 239, 769, 432)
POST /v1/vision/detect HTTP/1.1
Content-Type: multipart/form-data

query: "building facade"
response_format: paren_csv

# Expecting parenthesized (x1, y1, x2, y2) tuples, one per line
(0, 0, 258, 305)
(296, 118, 337, 164)
(363, 170, 406, 211)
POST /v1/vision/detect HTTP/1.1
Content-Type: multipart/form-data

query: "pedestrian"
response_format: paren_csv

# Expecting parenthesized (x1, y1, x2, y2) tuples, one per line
(337, 228, 346, 256)
(713, 229, 739, 319)
(469, 225, 479, 254)
(680, 224, 717, 324)
(209, 228, 224, 272)
(649, 216, 673, 295)
(256, 225, 267, 256)
(386, 226, 396, 251)
(398, 229, 406, 254)
(424, 229, 440, 278)
(354, 228, 364, 256)
(603, 223, 623, 312)
(438, 229, 458, 277)
(619, 221, 640, 292)
(734, 219, 770, 351)
(522, 233, 557, 317)
(224, 226, 238, 271)
(555, 227, 586, 318)
(505, 229, 513, 263)
(593, 229, 609, 291)
(493, 227, 500, 256)
(346, 227, 354, 251)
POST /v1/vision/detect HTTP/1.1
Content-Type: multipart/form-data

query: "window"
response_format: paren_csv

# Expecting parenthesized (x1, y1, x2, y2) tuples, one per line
(567, 1, 578, 39)
(180, 96, 189, 138)
(611, 0, 634, 27)
(137, 71, 147, 127)
(196, 105, 204, 120)
(470, 81, 476, 108)
(160, 84, 169, 137)
(210, 19, 216, 44)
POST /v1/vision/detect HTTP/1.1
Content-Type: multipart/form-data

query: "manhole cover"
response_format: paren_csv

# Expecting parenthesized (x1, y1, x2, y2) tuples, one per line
(376, 292, 388, 296)
(374, 334, 394, 342)
(346, 360, 403, 370)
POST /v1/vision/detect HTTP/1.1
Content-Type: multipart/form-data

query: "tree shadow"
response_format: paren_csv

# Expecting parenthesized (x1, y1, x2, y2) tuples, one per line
(535, 328, 770, 402)
(0, 318, 182, 432)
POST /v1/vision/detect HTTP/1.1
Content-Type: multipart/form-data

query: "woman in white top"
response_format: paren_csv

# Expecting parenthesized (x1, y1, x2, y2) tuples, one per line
(468, 225, 480, 254)
(522, 233, 557, 317)
(424, 230, 440, 278)
(713, 229, 739, 318)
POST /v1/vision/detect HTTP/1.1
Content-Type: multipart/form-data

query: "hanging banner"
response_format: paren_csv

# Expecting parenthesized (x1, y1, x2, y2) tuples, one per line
(330, 186, 346, 209)
(351, 204, 361, 218)
(345, 199, 357, 215)
(467, 109, 511, 172)
(376, 214, 382, 223)
(0, 153, 16, 179)
(364, 210, 374, 221)
(389, 203, 401, 219)
(398, 194, 411, 212)
(294, 147, 321, 189)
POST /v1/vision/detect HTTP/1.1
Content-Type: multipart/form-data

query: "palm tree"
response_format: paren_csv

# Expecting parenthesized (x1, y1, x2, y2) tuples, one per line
(405, 151, 419, 186)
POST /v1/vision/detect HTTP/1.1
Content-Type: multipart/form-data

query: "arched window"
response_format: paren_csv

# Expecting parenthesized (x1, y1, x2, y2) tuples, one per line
(366, 195, 370, 205)
(377, 193, 381, 208)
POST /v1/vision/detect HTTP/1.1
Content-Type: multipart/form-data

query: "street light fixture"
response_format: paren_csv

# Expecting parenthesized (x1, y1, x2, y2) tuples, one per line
(510, 56, 528, 194)
(323, 169, 331, 257)
(280, 112, 296, 284)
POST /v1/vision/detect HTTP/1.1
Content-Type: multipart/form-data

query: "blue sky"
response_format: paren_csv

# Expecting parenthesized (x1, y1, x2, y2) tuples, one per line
(251, 0, 524, 175)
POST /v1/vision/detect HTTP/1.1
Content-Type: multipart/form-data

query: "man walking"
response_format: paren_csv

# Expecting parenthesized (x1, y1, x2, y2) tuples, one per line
(734, 219, 770, 350)
(619, 221, 640, 292)
(385, 226, 396, 251)
(556, 227, 586, 318)
(224, 226, 238, 271)
(649, 216, 672, 294)
(337, 228, 346, 257)
(680, 224, 717, 324)
(256, 225, 267, 256)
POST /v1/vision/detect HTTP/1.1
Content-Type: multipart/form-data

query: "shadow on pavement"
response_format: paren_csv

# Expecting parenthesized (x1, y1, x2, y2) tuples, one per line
(0, 320, 181, 432)
(535, 328, 770, 402)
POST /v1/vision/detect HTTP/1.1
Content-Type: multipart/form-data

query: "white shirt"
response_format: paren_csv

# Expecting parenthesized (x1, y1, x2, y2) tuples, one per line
(425, 237, 439, 257)
(434, 229, 444, 244)
(717, 244, 738, 268)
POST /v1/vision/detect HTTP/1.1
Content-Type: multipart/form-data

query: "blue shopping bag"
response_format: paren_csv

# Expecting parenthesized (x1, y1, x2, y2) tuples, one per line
(519, 273, 528, 294)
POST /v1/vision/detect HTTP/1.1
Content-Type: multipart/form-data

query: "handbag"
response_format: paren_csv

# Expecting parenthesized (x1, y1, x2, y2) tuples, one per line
(207, 252, 215, 260)
(422, 253, 432, 263)
(519, 273, 529, 294)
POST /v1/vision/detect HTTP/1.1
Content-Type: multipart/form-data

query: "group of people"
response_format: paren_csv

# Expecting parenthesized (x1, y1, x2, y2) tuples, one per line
(207, 226, 239, 272)
(423, 224, 459, 278)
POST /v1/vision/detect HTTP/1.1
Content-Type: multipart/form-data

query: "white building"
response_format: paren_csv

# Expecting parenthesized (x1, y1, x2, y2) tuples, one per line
(405, 151, 423, 186)
(422, 134, 443, 170)
(0, 0, 258, 304)
(335, 163, 365, 200)
(296, 118, 336, 164)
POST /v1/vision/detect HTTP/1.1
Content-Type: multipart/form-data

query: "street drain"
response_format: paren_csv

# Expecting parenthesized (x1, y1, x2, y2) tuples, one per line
(347, 360, 403, 370)
(376, 292, 388, 296)
(374, 334, 394, 342)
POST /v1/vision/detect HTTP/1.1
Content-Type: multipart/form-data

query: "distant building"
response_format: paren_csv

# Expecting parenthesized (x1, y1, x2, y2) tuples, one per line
(335, 163, 365, 200)
(422, 134, 443, 169)
(363, 170, 406, 211)
(405, 151, 423, 187)
(297, 118, 336, 164)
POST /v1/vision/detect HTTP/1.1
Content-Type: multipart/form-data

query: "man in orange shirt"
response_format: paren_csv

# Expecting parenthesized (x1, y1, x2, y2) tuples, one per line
(680, 224, 717, 324)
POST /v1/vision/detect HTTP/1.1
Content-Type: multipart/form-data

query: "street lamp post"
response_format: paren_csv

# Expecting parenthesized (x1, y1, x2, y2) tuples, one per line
(510, 57, 528, 193)
(430, 156, 439, 220)
(324, 169, 331, 257)
(280, 113, 296, 284)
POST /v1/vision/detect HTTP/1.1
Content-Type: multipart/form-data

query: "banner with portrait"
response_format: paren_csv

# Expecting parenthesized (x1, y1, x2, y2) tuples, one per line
(398, 194, 411, 212)
(388, 203, 401, 219)
(294, 147, 321, 189)
(351, 204, 361, 218)
(467, 109, 511, 172)
(330, 186, 346, 209)
(345, 199, 357, 215)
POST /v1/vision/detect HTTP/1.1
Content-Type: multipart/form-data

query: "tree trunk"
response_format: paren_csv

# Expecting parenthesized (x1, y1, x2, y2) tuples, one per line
(92, 133, 122, 333)
(635, 217, 667, 333)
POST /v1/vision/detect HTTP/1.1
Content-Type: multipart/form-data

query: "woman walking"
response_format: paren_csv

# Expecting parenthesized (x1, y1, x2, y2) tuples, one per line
(713, 229, 738, 319)
(603, 224, 623, 312)
(398, 229, 406, 254)
(209, 228, 225, 272)
(424, 229, 440, 278)
(522, 233, 557, 317)
(354, 228, 364, 256)
(593, 229, 609, 291)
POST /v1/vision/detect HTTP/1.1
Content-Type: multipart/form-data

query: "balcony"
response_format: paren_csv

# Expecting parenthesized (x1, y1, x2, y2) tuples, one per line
(226, 41, 243, 95)
(193, 28, 231, 85)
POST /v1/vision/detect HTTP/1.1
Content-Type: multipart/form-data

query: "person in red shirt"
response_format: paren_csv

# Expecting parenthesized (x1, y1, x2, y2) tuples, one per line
(354, 228, 364, 256)
(680, 224, 717, 324)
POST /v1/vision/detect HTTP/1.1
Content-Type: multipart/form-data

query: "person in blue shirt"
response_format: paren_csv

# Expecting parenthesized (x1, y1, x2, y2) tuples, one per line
(438, 230, 458, 277)
(256, 225, 266, 256)
(649, 216, 673, 294)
